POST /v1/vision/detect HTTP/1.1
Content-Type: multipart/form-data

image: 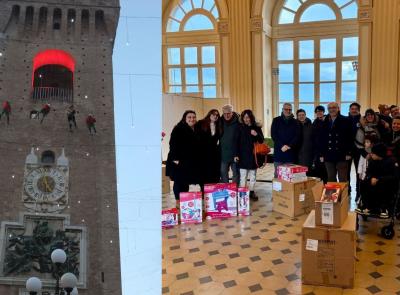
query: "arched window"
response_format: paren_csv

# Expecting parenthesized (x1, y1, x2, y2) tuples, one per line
(164, 0, 220, 98)
(273, 0, 358, 117)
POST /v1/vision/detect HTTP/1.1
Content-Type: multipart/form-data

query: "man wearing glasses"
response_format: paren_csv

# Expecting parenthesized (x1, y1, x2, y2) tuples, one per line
(320, 102, 353, 182)
(271, 103, 301, 177)
(220, 104, 240, 184)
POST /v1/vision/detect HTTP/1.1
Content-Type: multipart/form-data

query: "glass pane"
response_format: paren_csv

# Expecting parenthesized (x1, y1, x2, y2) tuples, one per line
(320, 39, 336, 58)
(284, 0, 301, 11)
(299, 83, 314, 102)
(279, 64, 294, 82)
(334, 0, 351, 7)
(343, 37, 358, 57)
(300, 4, 336, 22)
(169, 68, 181, 85)
(279, 83, 294, 102)
(320, 62, 336, 81)
(184, 47, 197, 64)
(171, 6, 185, 21)
(340, 102, 352, 113)
(169, 86, 182, 93)
(320, 83, 336, 102)
(180, 0, 193, 13)
(203, 0, 215, 11)
(186, 85, 199, 93)
(278, 41, 293, 60)
(202, 46, 215, 64)
(342, 61, 357, 80)
(184, 14, 214, 31)
(299, 63, 314, 82)
(203, 85, 217, 98)
(279, 9, 295, 24)
(193, 0, 203, 8)
(299, 40, 314, 59)
(167, 18, 180, 32)
(185, 68, 199, 84)
(167, 48, 180, 65)
(298, 104, 315, 119)
(341, 82, 357, 101)
(211, 6, 219, 19)
(202, 67, 216, 84)
(341, 2, 358, 19)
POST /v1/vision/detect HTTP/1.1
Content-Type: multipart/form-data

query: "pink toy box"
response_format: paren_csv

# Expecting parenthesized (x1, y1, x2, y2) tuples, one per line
(180, 192, 203, 224)
(238, 187, 250, 216)
(277, 164, 308, 182)
(161, 208, 179, 228)
(204, 183, 237, 219)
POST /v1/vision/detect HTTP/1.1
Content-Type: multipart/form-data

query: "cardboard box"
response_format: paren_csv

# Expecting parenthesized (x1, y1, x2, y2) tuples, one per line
(162, 165, 171, 194)
(277, 164, 308, 183)
(180, 192, 202, 224)
(272, 178, 321, 217)
(312, 182, 349, 228)
(162, 208, 179, 228)
(205, 183, 237, 219)
(302, 210, 356, 288)
(238, 187, 250, 216)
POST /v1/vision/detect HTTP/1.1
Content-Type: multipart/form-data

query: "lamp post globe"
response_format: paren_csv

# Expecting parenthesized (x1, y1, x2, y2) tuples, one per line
(51, 249, 67, 264)
(60, 272, 78, 294)
(26, 277, 42, 295)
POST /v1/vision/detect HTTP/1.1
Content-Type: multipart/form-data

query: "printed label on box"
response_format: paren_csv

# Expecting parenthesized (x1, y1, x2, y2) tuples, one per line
(272, 181, 282, 192)
(306, 239, 319, 252)
(321, 202, 334, 225)
(299, 193, 305, 202)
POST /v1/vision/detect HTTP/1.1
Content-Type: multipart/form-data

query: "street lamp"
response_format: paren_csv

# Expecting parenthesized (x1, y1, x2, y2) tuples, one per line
(26, 277, 42, 295)
(51, 249, 67, 295)
(60, 273, 78, 295)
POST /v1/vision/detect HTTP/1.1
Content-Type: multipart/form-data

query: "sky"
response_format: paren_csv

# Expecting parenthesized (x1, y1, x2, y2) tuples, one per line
(113, 1, 161, 294)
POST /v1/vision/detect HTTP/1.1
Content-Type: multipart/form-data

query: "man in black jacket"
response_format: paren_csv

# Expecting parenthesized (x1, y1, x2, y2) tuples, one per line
(312, 105, 327, 183)
(321, 102, 353, 182)
(347, 102, 362, 192)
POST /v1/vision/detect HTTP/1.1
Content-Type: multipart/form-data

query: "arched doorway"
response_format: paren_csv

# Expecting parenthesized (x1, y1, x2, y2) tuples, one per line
(32, 49, 75, 103)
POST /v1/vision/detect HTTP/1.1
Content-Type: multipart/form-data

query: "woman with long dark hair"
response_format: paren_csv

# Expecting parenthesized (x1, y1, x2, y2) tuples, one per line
(195, 109, 221, 185)
(166, 110, 201, 204)
(234, 109, 264, 201)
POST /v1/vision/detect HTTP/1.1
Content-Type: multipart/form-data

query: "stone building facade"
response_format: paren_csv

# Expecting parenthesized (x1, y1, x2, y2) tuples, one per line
(0, 0, 121, 294)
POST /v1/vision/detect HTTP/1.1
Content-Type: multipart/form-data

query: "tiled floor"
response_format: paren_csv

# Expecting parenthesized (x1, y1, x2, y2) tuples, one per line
(162, 164, 400, 295)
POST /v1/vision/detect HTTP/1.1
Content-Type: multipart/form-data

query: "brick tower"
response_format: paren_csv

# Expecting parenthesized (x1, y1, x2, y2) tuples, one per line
(0, 1, 121, 294)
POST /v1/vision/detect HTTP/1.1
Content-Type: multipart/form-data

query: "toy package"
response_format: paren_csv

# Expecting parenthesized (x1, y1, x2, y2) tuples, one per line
(277, 164, 308, 182)
(321, 184, 341, 202)
(161, 208, 179, 228)
(238, 187, 250, 216)
(180, 192, 203, 224)
(204, 183, 237, 219)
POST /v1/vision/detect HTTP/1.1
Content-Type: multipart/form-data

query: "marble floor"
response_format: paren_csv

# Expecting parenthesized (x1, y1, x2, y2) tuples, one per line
(162, 164, 400, 295)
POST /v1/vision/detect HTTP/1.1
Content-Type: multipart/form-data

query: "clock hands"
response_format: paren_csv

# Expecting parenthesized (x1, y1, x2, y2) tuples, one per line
(42, 176, 52, 193)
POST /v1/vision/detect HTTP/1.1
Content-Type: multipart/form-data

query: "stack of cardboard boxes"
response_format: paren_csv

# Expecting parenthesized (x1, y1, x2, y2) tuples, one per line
(302, 182, 356, 288)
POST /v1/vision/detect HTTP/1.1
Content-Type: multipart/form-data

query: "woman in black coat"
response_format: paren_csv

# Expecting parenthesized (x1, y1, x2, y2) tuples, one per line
(234, 110, 264, 201)
(296, 109, 314, 170)
(195, 109, 221, 186)
(166, 110, 201, 202)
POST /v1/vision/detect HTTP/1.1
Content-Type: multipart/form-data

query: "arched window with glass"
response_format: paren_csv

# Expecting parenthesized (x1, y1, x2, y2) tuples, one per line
(273, 0, 359, 117)
(164, 0, 221, 98)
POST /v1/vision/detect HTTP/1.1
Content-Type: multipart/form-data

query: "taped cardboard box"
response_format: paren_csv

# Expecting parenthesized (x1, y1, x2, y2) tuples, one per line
(312, 182, 349, 228)
(272, 178, 321, 217)
(302, 210, 356, 288)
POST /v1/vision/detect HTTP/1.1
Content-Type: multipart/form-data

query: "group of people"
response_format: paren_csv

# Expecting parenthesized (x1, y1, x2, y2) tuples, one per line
(166, 104, 264, 203)
(0, 101, 97, 135)
(272, 102, 400, 218)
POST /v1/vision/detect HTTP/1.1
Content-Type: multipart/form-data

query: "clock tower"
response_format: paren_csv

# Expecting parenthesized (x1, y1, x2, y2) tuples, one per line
(0, 1, 121, 295)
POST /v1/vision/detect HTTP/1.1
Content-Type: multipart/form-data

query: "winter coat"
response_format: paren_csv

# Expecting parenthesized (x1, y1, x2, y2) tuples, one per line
(195, 120, 221, 184)
(271, 114, 301, 163)
(2, 101, 10, 112)
(166, 122, 201, 184)
(86, 116, 96, 125)
(321, 114, 353, 162)
(355, 115, 388, 149)
(219, 113, 240, 163)
(312, 117, 325, 159)
(297, 118, 314, 168)
(364, 157, 398, 195)
(348, 114, 361, 139)
(385, 131, 400, 164)
(234, 124, 264, 170)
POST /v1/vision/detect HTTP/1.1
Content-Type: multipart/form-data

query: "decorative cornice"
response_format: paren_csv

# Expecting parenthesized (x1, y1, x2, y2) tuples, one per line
(218, 19, 229, 35)
(250, 17, 263, 33)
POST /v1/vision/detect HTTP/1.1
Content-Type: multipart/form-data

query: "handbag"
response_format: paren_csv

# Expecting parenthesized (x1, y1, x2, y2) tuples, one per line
(254, 142, 271, 168)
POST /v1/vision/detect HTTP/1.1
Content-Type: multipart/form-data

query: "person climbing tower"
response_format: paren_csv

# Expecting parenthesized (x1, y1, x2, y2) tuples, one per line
(86, 114, 97, 135)
(67, 105, 77, 131)
(39, 103, 51, 124)
(0, 101, 11, 125)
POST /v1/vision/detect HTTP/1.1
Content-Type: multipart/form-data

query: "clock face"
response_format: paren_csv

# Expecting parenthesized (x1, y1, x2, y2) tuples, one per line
(24, 167, 67, 202)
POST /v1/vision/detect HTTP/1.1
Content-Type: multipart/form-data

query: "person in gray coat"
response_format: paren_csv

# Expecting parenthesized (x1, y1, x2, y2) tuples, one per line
(296, 109, 314, 170)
